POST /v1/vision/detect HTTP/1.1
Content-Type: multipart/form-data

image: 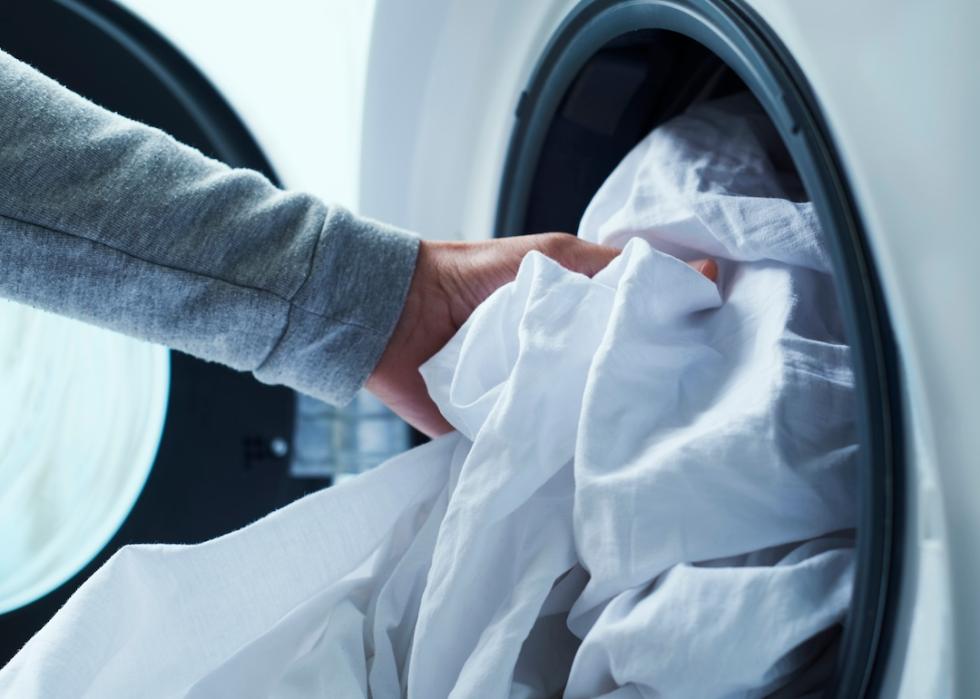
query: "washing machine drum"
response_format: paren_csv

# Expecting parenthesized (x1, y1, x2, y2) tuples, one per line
(496, 2, 902, 696)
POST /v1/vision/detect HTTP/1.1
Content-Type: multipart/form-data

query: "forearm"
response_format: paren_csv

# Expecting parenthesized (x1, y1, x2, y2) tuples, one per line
(0, 49, 418, 405)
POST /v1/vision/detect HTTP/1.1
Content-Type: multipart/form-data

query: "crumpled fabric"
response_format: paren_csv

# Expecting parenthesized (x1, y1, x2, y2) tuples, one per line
(564, 92, 857, 697)
(0, 93, 855, 698)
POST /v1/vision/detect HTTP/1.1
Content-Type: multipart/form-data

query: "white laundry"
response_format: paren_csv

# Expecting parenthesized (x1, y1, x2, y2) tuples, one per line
(0, 93, 856, 698)
(564, 92, 857, 697)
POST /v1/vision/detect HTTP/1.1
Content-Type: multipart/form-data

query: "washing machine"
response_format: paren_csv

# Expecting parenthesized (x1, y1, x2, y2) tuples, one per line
(352, 1, 975, 696)
(1, 1, 977, 696)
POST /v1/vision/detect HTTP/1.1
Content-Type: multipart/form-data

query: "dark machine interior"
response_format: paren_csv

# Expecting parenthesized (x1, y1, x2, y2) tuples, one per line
(520, 30, 796, 236)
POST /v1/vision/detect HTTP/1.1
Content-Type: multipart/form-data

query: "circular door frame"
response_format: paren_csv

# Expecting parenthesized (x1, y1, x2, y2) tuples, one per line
(0, 0, 303, 664)
(496, 1, 904, 695)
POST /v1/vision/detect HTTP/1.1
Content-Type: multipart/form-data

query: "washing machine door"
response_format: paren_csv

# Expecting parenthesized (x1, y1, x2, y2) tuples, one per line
(0, 0, 311, 664)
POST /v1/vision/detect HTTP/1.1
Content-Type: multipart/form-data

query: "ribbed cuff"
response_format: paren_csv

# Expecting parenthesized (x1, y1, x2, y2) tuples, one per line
(253, 207, 420, 405)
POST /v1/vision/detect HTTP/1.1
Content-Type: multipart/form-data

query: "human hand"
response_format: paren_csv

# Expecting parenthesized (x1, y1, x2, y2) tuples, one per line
(366, 233, 718, 437)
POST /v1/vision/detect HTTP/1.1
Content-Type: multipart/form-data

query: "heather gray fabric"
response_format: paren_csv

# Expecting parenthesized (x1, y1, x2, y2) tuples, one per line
(0, 49, 419, 405)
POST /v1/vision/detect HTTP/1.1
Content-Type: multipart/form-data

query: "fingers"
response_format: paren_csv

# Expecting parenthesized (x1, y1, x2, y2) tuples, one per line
(532, 234, 718, 283)
(574, 244, 622, 277)
(560, 239, 621, 278)
(526, 233, 618, 278)
(688, 258, 718, 282)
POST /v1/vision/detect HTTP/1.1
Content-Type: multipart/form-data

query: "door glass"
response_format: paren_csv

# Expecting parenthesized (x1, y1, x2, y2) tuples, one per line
(0, 299, 169, 613)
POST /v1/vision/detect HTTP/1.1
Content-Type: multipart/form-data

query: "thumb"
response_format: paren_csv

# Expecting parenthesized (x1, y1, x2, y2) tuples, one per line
(688, 258, 718, 282)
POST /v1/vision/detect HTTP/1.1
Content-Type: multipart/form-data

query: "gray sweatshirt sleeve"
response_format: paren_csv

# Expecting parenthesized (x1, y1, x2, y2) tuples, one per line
(0, 49, 420, 406)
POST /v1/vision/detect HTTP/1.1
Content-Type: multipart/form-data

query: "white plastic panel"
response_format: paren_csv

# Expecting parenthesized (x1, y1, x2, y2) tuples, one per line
(748, 0, 975, 694)
(359, 0, 577, 239)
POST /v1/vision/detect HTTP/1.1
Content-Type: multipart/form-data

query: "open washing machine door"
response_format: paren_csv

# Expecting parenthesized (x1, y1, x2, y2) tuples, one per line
(359, 0, 977, 695)
(0, 0, 415, 665)
(0, 0, 309, 663)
